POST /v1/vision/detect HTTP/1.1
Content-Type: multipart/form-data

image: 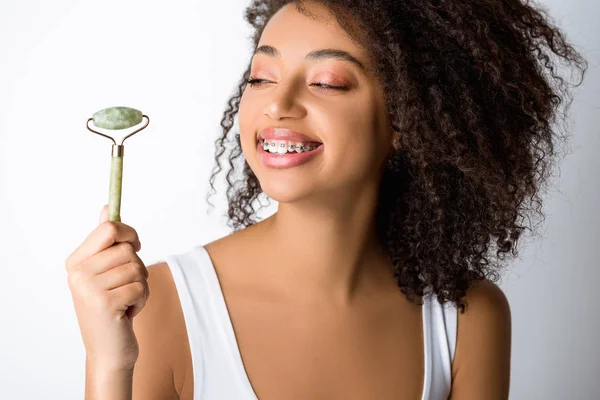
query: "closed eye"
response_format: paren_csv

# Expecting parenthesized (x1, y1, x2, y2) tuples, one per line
(245, 77, 349, 91)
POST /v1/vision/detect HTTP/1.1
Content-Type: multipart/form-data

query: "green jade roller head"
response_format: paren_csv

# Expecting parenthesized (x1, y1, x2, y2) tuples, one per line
(86, 106, 150, 222)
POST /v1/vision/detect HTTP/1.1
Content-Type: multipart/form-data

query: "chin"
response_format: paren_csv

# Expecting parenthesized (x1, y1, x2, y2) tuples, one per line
(258, 177, 318, 204)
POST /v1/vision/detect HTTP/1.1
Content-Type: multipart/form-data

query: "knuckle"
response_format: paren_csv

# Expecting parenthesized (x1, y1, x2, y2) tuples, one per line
(128, 262, 144, 280)
(67, 269, 86, 288)
(133, 281, 146, 296)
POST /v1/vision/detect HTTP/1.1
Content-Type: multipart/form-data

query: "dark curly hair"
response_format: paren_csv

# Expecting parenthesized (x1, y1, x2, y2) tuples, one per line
(206, 0, 587, 312)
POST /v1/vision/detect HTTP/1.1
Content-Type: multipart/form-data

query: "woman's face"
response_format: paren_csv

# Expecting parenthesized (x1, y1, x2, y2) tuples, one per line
(239, 1, 394, 204)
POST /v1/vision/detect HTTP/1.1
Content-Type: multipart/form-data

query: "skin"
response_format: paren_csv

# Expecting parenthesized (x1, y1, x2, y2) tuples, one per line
(129, 2, 511, 399)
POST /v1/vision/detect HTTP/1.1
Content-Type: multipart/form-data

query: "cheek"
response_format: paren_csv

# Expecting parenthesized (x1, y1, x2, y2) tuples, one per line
(331, 137, 381, 177)
(327, 106, 383, 167)
(321, 116, 389, 185)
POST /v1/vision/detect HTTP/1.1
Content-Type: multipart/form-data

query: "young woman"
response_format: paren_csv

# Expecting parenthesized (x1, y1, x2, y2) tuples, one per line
(66, 0, 587, 399)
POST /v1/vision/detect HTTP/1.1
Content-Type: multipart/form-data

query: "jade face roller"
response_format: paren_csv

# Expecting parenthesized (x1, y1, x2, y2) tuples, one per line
(86, 106, 150, 222)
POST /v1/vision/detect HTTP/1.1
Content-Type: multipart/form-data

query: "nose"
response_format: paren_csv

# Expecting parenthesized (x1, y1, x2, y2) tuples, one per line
(262, 79, 305, 121)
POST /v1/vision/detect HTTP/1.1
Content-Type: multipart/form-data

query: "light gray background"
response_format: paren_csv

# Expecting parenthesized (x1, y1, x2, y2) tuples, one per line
(0, 0, 598, 398)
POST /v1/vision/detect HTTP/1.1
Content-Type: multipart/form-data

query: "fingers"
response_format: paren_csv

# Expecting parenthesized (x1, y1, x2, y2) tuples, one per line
(108, 281, 150, 320)
(79, 242, 143, 276)
(96, 261, 148, 291)
(66, 220, 141, 271)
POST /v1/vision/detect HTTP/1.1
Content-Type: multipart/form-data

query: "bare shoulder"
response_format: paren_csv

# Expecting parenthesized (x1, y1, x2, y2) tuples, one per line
(130, 261, 192, 400)
(449, 279, 512, 400)
(128, 223, 263, 400)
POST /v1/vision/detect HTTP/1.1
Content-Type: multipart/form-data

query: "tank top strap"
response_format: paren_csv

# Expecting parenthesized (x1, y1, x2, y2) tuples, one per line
(162, 246, 209, 398)
(163, 245, 259, 399)
(421, 290, 458, 399)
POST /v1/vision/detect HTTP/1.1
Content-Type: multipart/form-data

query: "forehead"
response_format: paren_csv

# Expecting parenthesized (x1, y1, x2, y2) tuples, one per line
(254, 2, 371, 73)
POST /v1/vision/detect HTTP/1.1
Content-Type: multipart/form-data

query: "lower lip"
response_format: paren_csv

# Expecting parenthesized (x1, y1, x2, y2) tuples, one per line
(258, 141, 324, 169)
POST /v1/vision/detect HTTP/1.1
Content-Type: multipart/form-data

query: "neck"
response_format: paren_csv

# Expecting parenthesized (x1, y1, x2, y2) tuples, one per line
(258, 182, 394, 306)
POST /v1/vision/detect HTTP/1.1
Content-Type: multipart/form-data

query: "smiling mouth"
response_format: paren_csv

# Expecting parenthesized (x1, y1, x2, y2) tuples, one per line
(258, 139, 324, 154)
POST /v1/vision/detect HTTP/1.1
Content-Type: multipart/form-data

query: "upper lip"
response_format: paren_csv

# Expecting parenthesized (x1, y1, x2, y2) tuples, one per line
(257, 127, 322, 143)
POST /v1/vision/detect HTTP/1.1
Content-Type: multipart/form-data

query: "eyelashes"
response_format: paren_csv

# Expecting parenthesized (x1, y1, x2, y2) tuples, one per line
(245, 77, 349, 92)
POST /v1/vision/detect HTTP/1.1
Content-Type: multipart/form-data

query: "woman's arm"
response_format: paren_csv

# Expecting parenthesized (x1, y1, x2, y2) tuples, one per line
(129, 263, 184, 400)
(85, 360, 133, 400)
(449, 279, 512, 399)
(82, 262, 181, 400)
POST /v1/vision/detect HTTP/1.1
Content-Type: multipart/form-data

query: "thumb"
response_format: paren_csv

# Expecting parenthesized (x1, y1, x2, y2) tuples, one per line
(99, 204, 109, 225)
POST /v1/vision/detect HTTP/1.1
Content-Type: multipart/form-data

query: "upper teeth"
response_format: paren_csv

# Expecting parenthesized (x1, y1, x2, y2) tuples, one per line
(260, 139, 321, 154)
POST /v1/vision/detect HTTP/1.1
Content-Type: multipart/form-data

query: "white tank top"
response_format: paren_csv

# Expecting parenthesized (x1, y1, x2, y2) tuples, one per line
(163, 244, 457, 400)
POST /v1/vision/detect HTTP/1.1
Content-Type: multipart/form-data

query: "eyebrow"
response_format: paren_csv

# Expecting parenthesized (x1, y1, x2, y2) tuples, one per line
(253, 45, 367, 72)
